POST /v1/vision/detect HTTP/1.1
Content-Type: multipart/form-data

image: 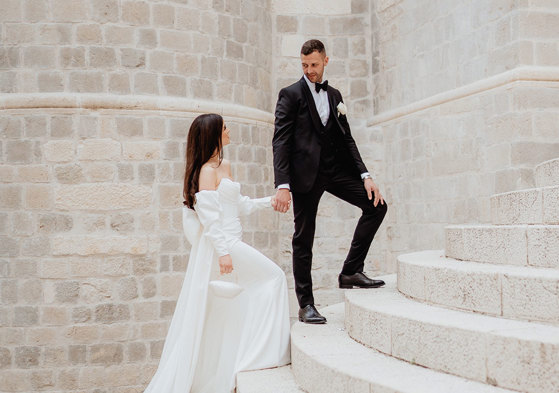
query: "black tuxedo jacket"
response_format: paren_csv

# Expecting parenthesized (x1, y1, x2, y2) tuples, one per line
(272, 77, 369, 193)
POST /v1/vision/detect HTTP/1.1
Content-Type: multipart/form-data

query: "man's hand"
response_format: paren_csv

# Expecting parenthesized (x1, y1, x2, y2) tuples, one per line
(364, 178, 385, 207)
(219, 254, 233, 274)
(273, 188, 291, 213)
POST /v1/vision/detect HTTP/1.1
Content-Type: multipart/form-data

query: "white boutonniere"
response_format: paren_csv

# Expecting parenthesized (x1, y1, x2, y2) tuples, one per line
(337, 102, 347, 117)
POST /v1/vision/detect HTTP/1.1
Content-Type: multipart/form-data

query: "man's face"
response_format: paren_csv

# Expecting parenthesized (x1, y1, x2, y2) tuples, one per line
(301, 50, 329, 83)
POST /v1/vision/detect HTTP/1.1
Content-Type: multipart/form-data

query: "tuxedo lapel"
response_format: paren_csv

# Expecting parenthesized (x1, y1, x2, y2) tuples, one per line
(299, 78, 323, 133)
(327, 88, 347, 135)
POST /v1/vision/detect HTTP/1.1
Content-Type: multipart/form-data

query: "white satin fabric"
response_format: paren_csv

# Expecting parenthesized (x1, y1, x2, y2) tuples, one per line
(143, 178, 291, 393)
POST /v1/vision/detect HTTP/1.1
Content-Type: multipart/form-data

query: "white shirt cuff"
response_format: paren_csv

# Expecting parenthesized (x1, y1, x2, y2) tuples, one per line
(277, 184, 290, 190)
(360, 172, 371, 180)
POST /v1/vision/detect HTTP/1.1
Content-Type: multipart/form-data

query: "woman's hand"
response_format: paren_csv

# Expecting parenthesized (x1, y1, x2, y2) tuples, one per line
(219, 254, 234, 274)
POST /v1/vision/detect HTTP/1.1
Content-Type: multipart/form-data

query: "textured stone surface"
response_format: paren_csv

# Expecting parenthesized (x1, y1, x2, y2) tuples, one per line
(122, 142, 161, 160)
(292, 302, 516, 393)
(396, 256, 425, 300)
(237, 366, 303, 393)
(445, 225, 528, 266)
(487, 329, 559, 393)
(391, 316, 486, 382)
(345, 277, 559, 392)
(527, 226, 559, 268)
(536, 158, 559, 188)
(543, 186, 559, 224)
(491, 188, 544, 225)
(4, 0, 274, 112)
(2, 1, 559, 392)
(55, 184, 152, 210)
(502, 272, 559, 323)
(52, 236, 148, 256)
(424, 262, 501, 316)
(44, 140, 75, 163)
(78, 139, 121, 161)
(398, 250, 559, 324)
(272, 0, 351, 15)
(0, 107, 279, 392)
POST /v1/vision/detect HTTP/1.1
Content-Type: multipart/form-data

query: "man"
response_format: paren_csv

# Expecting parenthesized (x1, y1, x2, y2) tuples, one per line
(272, 39, 387, 324)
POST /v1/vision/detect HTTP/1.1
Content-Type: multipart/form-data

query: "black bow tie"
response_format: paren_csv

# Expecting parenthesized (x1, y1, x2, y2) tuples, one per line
(315, 80, 328, 93)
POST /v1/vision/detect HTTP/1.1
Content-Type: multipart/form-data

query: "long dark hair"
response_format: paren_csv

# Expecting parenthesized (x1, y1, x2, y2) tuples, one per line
(183, 113, 224, 209)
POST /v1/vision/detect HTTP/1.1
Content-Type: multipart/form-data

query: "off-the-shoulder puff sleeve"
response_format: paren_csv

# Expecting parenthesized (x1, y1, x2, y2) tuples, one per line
(194, 191, 229, 257)
(237, 195, 272, 216)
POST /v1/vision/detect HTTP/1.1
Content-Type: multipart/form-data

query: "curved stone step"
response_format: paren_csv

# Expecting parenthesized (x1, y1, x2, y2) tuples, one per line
(291, 300, 516, 393)
(398, 250, 559, 324)
(445, 224, 559, 268)
(536, 157, 559, 188)
(237, 366, 303, 393)
(345, 275, 559, 393)
(490, 185, 559, 225)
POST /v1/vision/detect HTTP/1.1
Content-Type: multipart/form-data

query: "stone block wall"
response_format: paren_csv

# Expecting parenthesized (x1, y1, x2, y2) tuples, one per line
(0, 105, 277, 392)
(2, 0, 559, 389)
(2, 0, 375, 388)
(0, 2, 282, 390)
(370, 0, 559, 271)
(370, 0, 559, 114)
(0, 0, 273, 111)
(376, 82, 559, 270)
(273, 0, 372, 116)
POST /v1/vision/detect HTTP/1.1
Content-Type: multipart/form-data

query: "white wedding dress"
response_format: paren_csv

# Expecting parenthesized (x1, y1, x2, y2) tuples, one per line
(143, 178, 291, 393)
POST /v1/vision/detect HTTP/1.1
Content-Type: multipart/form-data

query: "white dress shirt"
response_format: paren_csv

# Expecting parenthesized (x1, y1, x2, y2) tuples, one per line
(303, 74, 329, 126)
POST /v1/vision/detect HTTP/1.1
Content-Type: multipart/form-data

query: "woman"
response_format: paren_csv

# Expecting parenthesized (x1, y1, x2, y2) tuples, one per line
(143, 114, 291, 393)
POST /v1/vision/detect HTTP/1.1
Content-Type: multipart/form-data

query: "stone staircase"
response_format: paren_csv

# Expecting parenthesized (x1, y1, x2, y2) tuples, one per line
(238, 157, 559, 393)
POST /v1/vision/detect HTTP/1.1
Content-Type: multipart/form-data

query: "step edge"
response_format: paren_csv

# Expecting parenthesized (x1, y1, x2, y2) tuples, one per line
(398, 251, 559, 277)
(345, 285, 559, 340)
(291, 304, 516, 393)
(491, 184, 558, 199)
(344, 289, 559, 392)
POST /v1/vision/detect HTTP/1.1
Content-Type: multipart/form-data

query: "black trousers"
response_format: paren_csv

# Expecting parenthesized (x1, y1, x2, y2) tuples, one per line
(291, 166, 388, 308)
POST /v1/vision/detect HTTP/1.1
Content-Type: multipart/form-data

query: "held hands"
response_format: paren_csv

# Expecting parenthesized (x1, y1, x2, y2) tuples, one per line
(219, 254, 234, 275)
(272, 188, 291, 213)
(364, 178, 385, 207)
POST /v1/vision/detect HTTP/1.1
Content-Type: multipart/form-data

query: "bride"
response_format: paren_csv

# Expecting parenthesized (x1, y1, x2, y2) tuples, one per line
(143, 113, 291, 393)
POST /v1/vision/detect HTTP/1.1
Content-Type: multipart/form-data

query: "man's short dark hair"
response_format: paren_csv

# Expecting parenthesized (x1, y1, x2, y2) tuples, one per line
(301, 39, 326, 56)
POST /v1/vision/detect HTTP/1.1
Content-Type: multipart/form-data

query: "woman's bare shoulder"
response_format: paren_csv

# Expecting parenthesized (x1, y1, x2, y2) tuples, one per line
(198, 164, 218, 191)
(221, 159, 232, 177)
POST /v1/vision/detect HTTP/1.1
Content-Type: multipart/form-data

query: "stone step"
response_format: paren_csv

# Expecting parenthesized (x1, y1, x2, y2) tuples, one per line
(291, 300, 516, 393)
(237, 366, 303, 393)
(345, 275, 559, 393)
(398, 250, 559, 324)
(536, 157, 559, 188)
(490, 185, 559, 225)
(445, 224, 559, 268)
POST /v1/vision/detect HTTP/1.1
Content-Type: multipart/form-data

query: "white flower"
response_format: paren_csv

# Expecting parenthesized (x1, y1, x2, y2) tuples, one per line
(337, 102, 347, 116)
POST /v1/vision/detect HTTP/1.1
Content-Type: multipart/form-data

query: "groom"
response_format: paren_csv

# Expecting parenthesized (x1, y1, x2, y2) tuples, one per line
(272, 39, 387, 324)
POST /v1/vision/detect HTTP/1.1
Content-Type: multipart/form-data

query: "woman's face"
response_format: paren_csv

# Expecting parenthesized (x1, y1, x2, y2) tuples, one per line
(221, 121, 230, 146)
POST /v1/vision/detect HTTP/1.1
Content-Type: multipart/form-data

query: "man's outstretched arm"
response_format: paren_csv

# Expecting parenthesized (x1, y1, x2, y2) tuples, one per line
(272, 88, 296, 212)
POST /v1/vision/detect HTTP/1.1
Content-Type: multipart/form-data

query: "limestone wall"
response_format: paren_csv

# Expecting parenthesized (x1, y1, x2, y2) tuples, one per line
(1, 0, 273, 111)
(273, 0, 371, 115)
(371, 0, 559, 271)
(0, 1, 278, 391)
(2, 0, 559, 390)
(0, 104, 277, 392)
(371, 0, 559, 113)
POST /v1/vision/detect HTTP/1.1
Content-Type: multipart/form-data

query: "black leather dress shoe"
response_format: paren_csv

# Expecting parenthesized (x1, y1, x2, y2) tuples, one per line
(338, 272, 385, 289)
(298, 304, 327, 324)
